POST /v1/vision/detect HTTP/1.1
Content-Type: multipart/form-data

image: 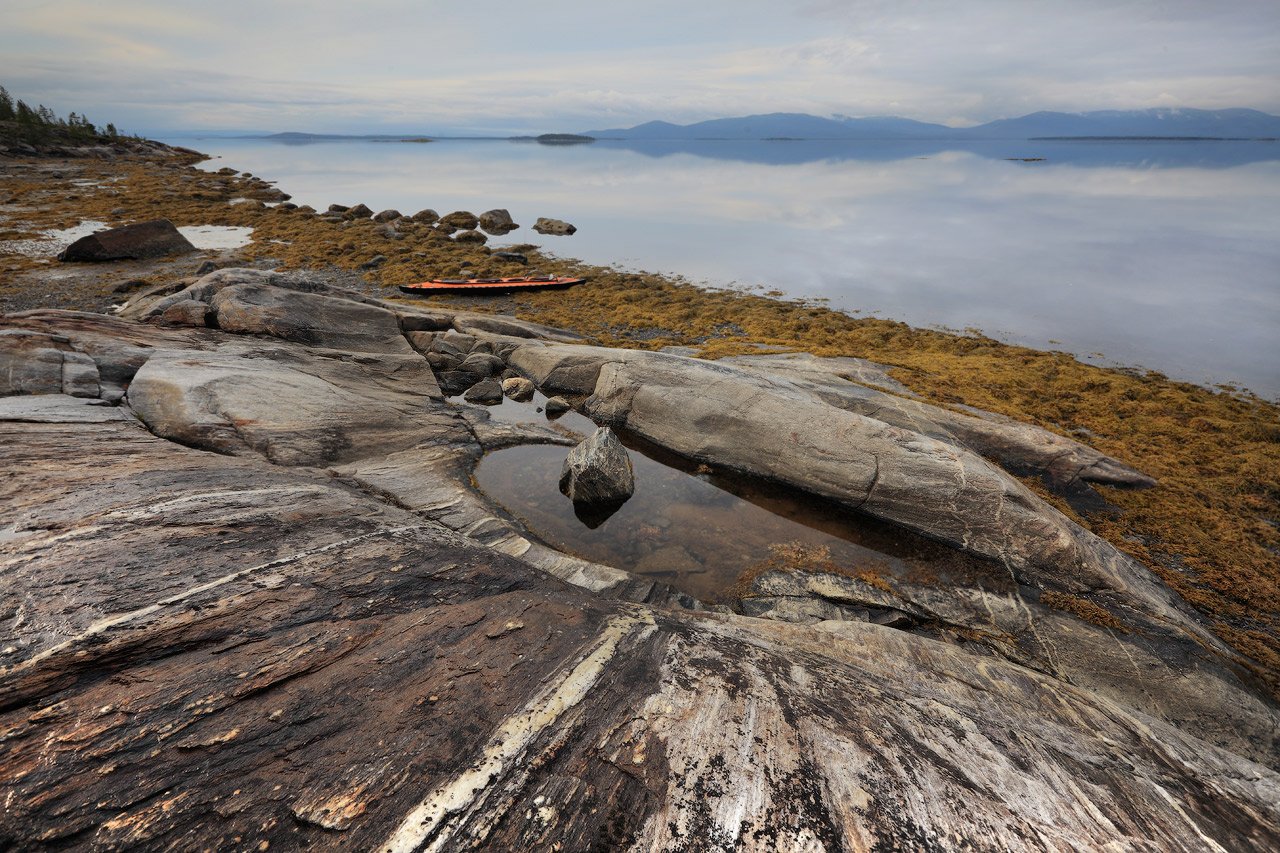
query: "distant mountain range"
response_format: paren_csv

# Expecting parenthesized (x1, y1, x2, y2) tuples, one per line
(582, 109, 1280, 140)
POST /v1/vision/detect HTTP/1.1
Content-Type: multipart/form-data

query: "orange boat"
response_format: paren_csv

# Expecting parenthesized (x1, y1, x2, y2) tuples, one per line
(399, 275, 586, 295)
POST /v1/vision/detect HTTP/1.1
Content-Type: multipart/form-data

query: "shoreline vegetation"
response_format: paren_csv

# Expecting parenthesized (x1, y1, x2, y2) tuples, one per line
(1, 131, 1278, 696)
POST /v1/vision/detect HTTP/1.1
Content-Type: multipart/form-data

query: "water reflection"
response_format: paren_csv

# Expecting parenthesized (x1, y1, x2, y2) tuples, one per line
(469, 394, 997, 601)
(169, 136, 1280, 398)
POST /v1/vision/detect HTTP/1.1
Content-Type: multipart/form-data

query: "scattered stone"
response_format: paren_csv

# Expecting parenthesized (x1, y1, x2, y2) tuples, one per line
(110, 278, 152, 294)
(344, 203, 373, 219)
(533, 217, 577, 236)
(372, 209, 402, 223)
(58, 219, 196, 262)
(559, 427, 635, 506)
(463, 378, 503, 405)
(358, 255, 387, 270)
(493, 251, 528, 265)
(501, 377, 535, 401)
(479, 209, 519, 235)
(459, 352, 505, 378)
(454, 229, 488, 244)
(279, 202, 298, 210)
(544, 396, 571, 416)
(411, 208, 439, 223)
(295, 205, 316, 214)
(196, 260, 218, 276)
(434, 222, 457, 236)
(440, 211, 479, 229)
(327, 203, 350, 213)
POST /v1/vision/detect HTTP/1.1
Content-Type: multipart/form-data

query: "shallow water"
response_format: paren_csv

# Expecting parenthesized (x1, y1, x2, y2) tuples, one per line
(166, 135, 1280, 398)
(469, 392, 998, 601)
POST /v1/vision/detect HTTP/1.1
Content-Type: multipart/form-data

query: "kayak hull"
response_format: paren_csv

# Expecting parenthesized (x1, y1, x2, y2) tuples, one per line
(398, 276, 586, 295)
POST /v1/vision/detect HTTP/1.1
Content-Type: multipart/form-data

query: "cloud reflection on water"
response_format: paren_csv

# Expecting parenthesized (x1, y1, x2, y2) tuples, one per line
(173, 137, 1280, 398)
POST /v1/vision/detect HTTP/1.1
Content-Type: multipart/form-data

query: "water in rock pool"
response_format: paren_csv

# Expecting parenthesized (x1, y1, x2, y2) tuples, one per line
(469, 391, 999, 602)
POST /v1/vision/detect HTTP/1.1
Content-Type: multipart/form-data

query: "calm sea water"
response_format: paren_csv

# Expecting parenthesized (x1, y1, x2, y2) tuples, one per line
(164, 136, 1280, 399)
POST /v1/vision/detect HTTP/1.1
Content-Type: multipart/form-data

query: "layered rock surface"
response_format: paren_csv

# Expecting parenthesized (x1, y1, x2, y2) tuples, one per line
(2, 270, 1279, 849)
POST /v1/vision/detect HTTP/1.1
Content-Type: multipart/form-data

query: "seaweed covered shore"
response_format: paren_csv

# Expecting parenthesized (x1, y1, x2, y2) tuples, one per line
(1, 142, 1277, 696)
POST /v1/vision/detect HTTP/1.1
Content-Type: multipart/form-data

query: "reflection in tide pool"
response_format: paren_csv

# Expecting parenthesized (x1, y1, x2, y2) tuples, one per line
(167, 136, 1280, 397)
(470, 394, 994, 601)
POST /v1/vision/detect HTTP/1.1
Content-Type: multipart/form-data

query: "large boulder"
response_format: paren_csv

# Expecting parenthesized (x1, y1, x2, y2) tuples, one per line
(57, 219, 195, 262)
(559, 426, 635, 505)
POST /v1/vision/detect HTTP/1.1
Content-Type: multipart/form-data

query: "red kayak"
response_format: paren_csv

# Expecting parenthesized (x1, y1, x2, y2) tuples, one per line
(399, 275, 585, 295)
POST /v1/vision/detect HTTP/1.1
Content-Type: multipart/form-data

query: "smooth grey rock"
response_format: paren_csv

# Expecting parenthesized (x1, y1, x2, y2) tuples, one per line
(210, 283, 413, 353)
(532, 217, 576, 235)
(501, 376, 535, 401)
(559, 427, 634, 505)
(458, 352, 505, 378)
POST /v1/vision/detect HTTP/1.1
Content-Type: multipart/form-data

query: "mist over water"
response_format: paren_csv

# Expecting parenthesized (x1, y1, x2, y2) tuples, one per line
(168, 136, 1280, 398)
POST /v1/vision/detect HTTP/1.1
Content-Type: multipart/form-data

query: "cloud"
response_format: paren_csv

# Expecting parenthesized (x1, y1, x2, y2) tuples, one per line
(1, 0, 1276, 133)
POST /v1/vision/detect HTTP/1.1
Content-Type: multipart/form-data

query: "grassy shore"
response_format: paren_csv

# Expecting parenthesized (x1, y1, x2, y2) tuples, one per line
(2, 149, 1278, 692)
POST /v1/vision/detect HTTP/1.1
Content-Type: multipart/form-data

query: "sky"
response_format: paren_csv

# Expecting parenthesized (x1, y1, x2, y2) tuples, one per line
(1, 0, 1278, 135)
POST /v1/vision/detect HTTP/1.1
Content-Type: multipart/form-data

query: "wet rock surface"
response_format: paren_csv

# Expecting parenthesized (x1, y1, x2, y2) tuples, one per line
(2, 271, 1280, 849)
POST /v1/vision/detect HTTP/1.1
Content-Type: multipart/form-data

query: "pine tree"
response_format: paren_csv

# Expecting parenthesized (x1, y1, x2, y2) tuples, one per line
(0, 86, 13, 121)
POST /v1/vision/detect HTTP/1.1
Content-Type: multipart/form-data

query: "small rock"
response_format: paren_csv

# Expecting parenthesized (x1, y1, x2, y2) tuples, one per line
(533, 217, 576, 236)
(459, 352, 505, 378)
(463, 379, 503, 405)
(454, 229, 488, 244)
(559, 427, 634, 505)
(501, 377, 535, 401)
(493, 251, 527, 265)
(411, 209, 439, 223)
(196, 260, 218, 276)
(358, 255, 386, 270)
(344, 203, 373, 219)
(434, 222, 457, 236)
(327, 203, 350, 213)
(373, 209, 402, 223)
(279, 201, 298, 210)
(110, 278, 152, 294)
(544, 396, 571, 417)
(440, 210, 479, 229)
(478, 209, 519, 235)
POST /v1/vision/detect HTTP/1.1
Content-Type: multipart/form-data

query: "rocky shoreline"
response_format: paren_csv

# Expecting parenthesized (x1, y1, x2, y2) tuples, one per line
(2, 144, 1280, 848)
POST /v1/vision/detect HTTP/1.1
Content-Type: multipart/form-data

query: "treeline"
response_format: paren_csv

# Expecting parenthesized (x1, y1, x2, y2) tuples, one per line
(0, 84, 127, 144)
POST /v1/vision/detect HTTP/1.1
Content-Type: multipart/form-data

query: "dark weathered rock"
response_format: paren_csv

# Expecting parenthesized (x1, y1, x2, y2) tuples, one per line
(411, 208, 439, 223)
(57, 219, 195, 262)
(458, 351, 505, 378)
(493, 251, 528, 264)
(463, 378, 503, 404)
(195, 260, 218, 276)
(559, 426, 635, 505)
(326, 203, 349, 213)
(454, 229, 488, 244)
(532, 217, 576, 235)
(439, 210, 479, 229)
(372, 209, 402, 222)
(501, 376, 535, 401)
(544, 395, 571, 416)
(359, 254, 387, 270)
(344, 203, 373, 219)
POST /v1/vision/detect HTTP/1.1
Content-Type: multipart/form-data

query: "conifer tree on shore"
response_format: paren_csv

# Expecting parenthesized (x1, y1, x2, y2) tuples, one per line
(0, 83, 120, 146)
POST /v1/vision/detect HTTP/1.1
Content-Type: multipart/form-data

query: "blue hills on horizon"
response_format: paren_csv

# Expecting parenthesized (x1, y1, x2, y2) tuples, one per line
(581, 108, 1280, 140)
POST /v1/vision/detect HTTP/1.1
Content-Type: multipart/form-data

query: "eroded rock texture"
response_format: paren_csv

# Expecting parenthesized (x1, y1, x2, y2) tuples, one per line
(2, 270, 1279, 850)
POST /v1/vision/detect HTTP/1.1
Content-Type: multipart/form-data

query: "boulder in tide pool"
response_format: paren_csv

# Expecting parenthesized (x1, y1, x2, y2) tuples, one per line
(58, 219, 195, 262)
(559, 426, 634, 506)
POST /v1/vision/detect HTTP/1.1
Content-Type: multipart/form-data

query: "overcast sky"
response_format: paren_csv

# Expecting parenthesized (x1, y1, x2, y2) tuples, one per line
(2, 0, 1277, 135)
